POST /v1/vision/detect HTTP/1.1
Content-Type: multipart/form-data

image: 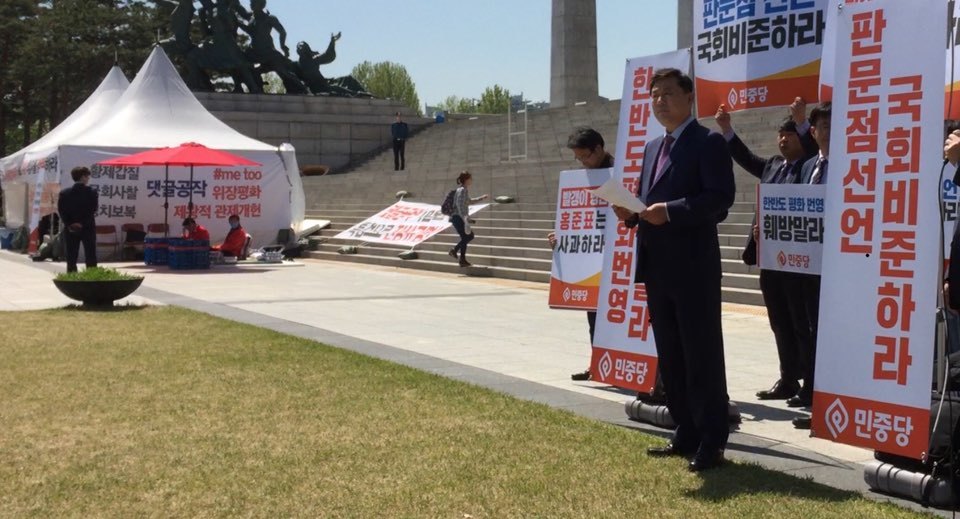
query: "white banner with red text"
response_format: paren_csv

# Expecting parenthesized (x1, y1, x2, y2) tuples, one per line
(335, 201, 489, 248)
(549, 168, 611, 310)
(757, 183, 826, 274)
(694, 0, 827, 115)
(813, 0, 943, 460)
(820, 0, 960, 120)
(57, 146, 297, 249)
(591, 49, 690, 393)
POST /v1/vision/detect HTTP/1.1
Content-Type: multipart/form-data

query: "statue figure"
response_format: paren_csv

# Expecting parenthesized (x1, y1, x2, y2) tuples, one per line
(240, 0, 308, 94)
(157, 0, 195, 57)
(184, 0, 263, 93)
(296, 37, 372, 97)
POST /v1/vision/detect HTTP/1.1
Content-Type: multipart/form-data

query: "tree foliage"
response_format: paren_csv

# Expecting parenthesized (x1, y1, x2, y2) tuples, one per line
(351, 60, 422, 116)
(433, 85, 511, 115)
(2, 0, 162, 156)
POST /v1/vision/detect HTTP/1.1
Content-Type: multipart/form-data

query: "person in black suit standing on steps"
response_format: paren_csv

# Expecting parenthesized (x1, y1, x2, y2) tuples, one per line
(716, 99, 818, 405)
(57, 166, 99, 273)
(613, 68, 736, 472)
(391, 112, 409, 171)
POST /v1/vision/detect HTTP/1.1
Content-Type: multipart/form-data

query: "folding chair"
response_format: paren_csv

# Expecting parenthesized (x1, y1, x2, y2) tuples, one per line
(95, 225, 119, 261)
(146, 223, 169, 237)
(121, 223, 146, 260)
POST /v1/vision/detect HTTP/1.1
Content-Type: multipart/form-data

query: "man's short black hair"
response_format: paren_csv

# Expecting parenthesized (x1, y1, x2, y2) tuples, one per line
(809, 102, 832, 126)
(567, 127, 605, 151)
(778, 118, 800, 135)
(228, 214, 240, 221)
(650, 68, 694, 94)
(70, 166, 91, 182)
(182, 217, 196, 227)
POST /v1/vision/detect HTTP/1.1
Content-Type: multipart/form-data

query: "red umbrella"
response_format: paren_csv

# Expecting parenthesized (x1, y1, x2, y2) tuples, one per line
(98, 142, 261, 234)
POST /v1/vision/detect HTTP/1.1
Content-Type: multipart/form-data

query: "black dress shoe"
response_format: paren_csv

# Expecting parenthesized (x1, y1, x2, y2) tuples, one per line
(647, 443, 694, 458)
(793, 416, 812, 429)
(570, 369, 591, 381)
(689, 449, 725, 472)
(756, 379, 800, 400)
(786, 390, 812, 408)
(636, 390, 668, 406)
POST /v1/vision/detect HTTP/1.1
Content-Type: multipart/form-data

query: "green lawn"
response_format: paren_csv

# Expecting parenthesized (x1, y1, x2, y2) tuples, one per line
(0, 307, 930, 518)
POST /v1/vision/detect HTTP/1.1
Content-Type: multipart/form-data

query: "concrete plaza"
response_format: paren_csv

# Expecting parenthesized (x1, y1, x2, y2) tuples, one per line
(0, 251, 935, 513)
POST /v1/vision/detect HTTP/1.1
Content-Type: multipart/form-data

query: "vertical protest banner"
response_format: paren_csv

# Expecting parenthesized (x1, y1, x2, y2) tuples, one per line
(757, 183, 826, 275)
(694, 0, 827, 115)
(813, 0, 944, 459)
(590, 49, 690, 393)
(549, 169, 610, 310)
(947, 0, 960, 119)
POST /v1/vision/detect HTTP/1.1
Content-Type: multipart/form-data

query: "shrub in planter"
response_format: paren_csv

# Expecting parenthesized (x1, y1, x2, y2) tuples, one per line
(53, 267, 144, 307)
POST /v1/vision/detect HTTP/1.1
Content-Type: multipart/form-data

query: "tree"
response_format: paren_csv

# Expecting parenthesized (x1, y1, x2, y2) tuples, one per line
(477, 84, 510, 114)
(351, 61, 422, 116)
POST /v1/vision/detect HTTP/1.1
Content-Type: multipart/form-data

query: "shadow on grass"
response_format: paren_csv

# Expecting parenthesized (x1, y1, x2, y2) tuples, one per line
(685, 462, 860, 504)
(61, 303, 152, 313)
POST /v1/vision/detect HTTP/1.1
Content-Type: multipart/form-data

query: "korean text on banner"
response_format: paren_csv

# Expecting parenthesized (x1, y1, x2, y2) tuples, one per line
(335, 201, 489, 248)
(549, 169, 611, 310)
(812, 0, 944, 460)
(591, 48, 690, 393)
(694, 0, 827, 115)
(757, 183, 826, 275)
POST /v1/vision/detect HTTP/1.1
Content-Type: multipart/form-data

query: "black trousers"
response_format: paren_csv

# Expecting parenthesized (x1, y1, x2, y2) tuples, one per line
(65, 229, 97, 273)
(646, 273, 729, 452)
(759, 269, 810, 383)
(800, 274, 822, 388)
(586, 310, 597, 343)
(450, 215, 473, 259)
(393, 139, 406, 170)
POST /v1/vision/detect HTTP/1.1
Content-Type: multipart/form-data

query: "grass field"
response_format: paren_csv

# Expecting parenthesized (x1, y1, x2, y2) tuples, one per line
(0, 306, 929, 518)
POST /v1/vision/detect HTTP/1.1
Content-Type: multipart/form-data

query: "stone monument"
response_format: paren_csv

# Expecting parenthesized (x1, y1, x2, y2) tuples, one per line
(550, 0, 599, 107)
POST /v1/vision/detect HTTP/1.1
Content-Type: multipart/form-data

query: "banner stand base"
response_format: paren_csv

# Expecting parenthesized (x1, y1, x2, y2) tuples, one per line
(863, 460, 956, 508)
(624, 400, 742, 429)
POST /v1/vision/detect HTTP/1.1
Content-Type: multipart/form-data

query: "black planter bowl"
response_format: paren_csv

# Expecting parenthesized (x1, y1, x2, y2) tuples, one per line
(53, 278, 144, 307)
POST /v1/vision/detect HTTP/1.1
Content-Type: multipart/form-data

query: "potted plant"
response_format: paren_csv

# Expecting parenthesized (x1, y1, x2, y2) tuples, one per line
(53, 267, 144, 307)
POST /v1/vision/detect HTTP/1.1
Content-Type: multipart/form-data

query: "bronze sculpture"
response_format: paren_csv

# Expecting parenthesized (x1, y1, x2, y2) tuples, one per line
(157, 0, 368, 97)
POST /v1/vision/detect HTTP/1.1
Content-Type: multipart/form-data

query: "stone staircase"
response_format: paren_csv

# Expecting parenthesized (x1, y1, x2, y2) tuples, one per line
(303, 100, 797, 307)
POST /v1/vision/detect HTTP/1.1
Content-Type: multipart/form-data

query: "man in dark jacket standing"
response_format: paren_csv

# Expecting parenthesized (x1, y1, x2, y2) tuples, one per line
(613, 68, 736, 472)
(716, 99, 818, 405)
(391, 112, 409, 171)
(57, 166, 99, 273)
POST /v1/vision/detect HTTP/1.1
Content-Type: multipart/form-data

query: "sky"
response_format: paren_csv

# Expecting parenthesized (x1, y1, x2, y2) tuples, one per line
(266, 0, 679, 108)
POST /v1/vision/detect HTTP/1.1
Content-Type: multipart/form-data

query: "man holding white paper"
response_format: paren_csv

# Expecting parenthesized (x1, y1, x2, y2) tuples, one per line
(611, 68, 735, 472)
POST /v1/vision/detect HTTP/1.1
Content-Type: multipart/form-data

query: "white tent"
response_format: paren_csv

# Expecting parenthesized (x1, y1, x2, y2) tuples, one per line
(1, 65, 129, 227)
(5, 46, 305, 250)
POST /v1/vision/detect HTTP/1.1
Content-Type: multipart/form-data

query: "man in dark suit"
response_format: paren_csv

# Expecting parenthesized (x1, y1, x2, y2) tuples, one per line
(391, 112, 409, 171)
(716, 100, 818, 405)
(791, 102, 832, 429)
(613, 68, 736, 472)
(57, 166, 99, 273)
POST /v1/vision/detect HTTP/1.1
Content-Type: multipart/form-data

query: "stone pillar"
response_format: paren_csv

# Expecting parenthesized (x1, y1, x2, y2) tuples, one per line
(677, 0, 694, 50)
(550, 0, 599, 108)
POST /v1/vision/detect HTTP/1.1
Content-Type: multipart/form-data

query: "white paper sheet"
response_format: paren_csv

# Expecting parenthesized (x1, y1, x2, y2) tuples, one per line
(589, 177, 647, 214)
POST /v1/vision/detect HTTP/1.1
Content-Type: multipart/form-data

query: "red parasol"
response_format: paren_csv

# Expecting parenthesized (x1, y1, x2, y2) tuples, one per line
(98, 142, 261, 234)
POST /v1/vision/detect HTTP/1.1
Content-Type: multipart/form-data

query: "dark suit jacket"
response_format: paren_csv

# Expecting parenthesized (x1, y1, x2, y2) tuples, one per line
(629, 119, 736, 284)
(57, 182, 98, 232)
(950, 165, 960, 310)
(800, 154, 826, 185)
(730, 132, 816, 265)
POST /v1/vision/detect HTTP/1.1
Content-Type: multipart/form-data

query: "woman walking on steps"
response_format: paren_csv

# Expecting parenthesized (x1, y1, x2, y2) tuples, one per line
(448, 171, 488, 267)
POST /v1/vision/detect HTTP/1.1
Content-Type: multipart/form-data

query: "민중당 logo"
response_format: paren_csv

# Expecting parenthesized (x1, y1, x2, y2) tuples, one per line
(598, 351, 613, 380)
(563, 287, 571, 302)
(777, 251, 787, 267)
(824, 398, 850, 439)
(727, 88, 739, 109)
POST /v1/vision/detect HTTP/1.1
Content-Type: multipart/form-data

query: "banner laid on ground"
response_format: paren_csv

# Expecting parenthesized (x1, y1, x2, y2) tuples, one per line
(694, 0, 827, 115)
(549, 168, 611, 310)
(757, 184, 826, 275)
(813, 0, 944, 460)
(335, 200, 489, 247)
(591, 48, 690, 393)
